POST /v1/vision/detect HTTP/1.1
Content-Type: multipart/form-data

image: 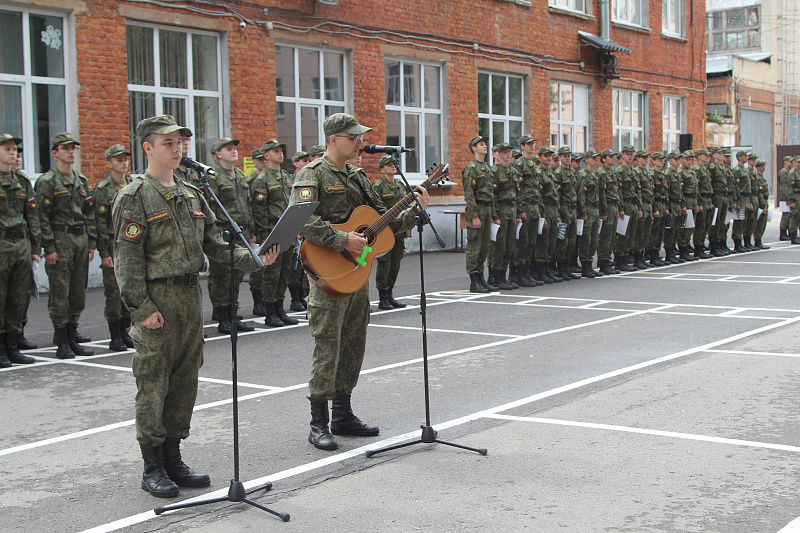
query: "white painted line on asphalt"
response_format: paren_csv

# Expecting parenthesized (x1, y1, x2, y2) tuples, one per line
(717, 308, 746, 316)
(484, 414, 800, 453)
(578, 301, 609, 308)
(715, 276, 739, 281)
(711, 261, 799, 266)
(618, 275, 796, 285)
(778, 516, 800, 532)
(76, 312, 800, 533)
(705, 349, 800, 358)
(367, 323, 523, 338)
(778, 275, 800, 284)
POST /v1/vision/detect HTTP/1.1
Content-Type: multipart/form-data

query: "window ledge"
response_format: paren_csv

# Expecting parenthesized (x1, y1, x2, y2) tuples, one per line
(662, 31, 688, 42)
(611, 20, 652, 34)
(548, 5, 595, 21)
(500, 0, 532, 6)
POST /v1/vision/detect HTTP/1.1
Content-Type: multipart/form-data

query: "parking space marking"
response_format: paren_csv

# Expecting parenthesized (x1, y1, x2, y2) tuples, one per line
(484, 414, 800, 453)
(368, 323, 523, 338)
(705, 349, 800, 358)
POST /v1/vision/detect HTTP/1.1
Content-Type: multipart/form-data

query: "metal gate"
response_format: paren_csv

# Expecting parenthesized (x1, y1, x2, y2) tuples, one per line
(740, 108, 773, 188)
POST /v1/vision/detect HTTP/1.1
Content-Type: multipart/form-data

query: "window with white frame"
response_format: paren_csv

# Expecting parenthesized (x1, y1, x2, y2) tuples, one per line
(275, 44, 346, 172)
(662, 96, 684, 153)
(385, 58, 443, 183)
(549, 81, 589, 152)
(612, 89, 646, 151)
(126, 23, 223, 173)
(478, 72, 524, 164)
(0, 7, 68, 175)
(549, 0, 586, 14)
(613, 0, 647, 27)
(707, 7, 760, 52)
(662, 0, 684, 36)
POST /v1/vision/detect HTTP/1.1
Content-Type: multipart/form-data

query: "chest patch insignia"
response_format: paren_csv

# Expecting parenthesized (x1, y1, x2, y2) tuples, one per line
(325, 185, 346, 193)
(256, 193, 266, 201)
(269, 184, 281, 190)
(191, 209, 205, 217)
(28, 197, 37, 208)
(54, 189, 69, 196)
(97, 204, 108, 214)
(43, 197, 52, 207)
(146, 211, 170, 223)
(298, 187, 313, 201)
(123, 221, 143, 241)
(163, 191, 175, 201)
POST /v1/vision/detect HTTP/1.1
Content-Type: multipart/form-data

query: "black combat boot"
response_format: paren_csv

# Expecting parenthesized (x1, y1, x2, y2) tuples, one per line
(309, 401, 338, 450)
(387, 287, 408, 307)
(6, 332, 34, 364)
(54, 327, 75, 359)
(535, 262, 553, 285)
(600, 259, 614, 276)
(67, 323, 94, 356)
(161, 437, 211, 487)
(486, 270, 496, 286)
(479, 271, 499, 292)
(378, 289, 393, 310)
(634, 252, 648, 270)
(711, 240, 725, 257)
(581, 261, 595, 278)
(695, 244, 711, 259)
(493, 270, 514, 290)
(331, 395, 380, 436)
(469, 273, 489, 293)
(733, 238, 747, 253)
(107, 321, 127, 352)
(215, 307, 232, 334)
(0, 334, 11, 368)
(16, 328, 37, 350)
(780, 228, 789, 241)
(508, 265, 520, 287)
(514, 265, 536, 287)
(679, 246, 695, 262)
(791, 231, 800, 245)
(289, 286, 306, 312)
(263, 302, 286, 327)
(234, 307, 255, 331)
(548, 261, 563, 282)
(524, 264, 542, 286)
(755, 238, 770, 250)
(616, 255, 635, 272)
(274, 301, 298, 325)
(139, 443, 180, 498)
(120, 316, 134, 348)
(252, 290, 267, 317)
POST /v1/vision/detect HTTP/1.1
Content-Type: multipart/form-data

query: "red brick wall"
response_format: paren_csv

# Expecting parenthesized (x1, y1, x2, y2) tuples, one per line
(70, 0, 705, 194)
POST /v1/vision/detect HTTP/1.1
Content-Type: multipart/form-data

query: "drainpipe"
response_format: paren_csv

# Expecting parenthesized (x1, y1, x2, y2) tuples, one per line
(599, 0, 610, 40)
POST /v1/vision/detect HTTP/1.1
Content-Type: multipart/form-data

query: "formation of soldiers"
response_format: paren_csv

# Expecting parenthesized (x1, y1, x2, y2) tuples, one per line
(463, 137, 777, 293)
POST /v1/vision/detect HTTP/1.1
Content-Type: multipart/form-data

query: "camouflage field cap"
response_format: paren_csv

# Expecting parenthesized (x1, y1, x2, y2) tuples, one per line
(291, 150, 309, 163)
(468, 135, 488, 150)
(211, 137, 240, 155)
(532, 155, 539, 162)
(135, 115, 191, 141)
(756, 159, 766, 166)
(491, 144, 500, 153)
(519, 134, 537, 145)
(51, 132, 81, 149)
(682, 150, 695, 158)
(538, 146, 554, 155)
(667, 151, 680, 160)
(261, 139, 286, 153)
(583, 149, 598, 159)
(621, 145, 635, 153)
(377, 155, 394, 168)
(708, 147, 721, 154)
(784, 155, 794, 161)
(104, 144, 130, 160)
(634, 150, 649, 158)
(512, 148, 522, 158)
(694, 148, 709, 156)
(747, 152, 757, 159)
(557, 145, 572, 155)
(0, 133, 22, 145)
(323, 113, 371, 137)
(722, 147, 732, 155)
(794, 155, 800, 162)
(572, 152, 584, 161)
(495, 142, 512, 151)
(308, 145, 326, 157)
(251, 147, 266, 159)
(650, 152, 665, 160)
(736, 149, 749, 158)
(599, 148, 616, 159)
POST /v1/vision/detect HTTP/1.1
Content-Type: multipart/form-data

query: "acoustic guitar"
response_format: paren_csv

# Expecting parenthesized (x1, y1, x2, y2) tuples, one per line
(301, 163, 450, 297)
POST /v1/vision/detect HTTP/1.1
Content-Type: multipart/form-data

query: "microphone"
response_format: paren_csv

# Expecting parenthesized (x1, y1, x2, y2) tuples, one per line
(180, 156, 215, 176)
(361, 145, 412, 154)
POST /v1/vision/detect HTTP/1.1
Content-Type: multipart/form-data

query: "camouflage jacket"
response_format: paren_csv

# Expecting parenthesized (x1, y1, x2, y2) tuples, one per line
(615, 165, 640, 209)
(372, 176, 408, 236)
(731, 164, 752, 207)
(0, 168, 40, 250)
(491, 163, 519, 217)
(512, 156, 540, 215)
(250, 166, 292, 241)
(679, 166, 699, 209)
(665, 166, 683, 213)
(554, 165, 577, 220)
(94, 175, 130, 259)
(207, 166, 253, 234)
(708, 162, 729, 197)
(462, 159, 496, 220)
(755, 171, 769, 210)
(537, 166, 559, 210)
(34, 168, 97, 254)
(596, 165, 619, 208)
(651, 169, 668, 214)
(576, 168, 601, 217)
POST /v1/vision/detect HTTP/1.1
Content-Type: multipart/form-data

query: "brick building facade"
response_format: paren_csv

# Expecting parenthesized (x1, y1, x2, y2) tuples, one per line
(2, 0, 706, 198)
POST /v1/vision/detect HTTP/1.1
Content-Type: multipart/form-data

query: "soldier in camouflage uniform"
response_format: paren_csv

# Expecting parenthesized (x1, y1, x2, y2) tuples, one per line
(632, 150, 652, 269)
(596, 149, 620, 275)
(288, 151, 311, 312)
(463, 135, 499, 293)
(692, 148, 713, 259)
(677, 151, 699, 262)
(614, 145, 640, 271)
(742, 153, 759, 251)
(576, 149, 602, 278)
(0, 134, 39, 367)
(373, 154, 411, 308)
(553, 146, 579, 281)
(290, 113, 428, 451)
(246, 147, 268, 317)
(250, 139, 299, 328)
(647, 152, 668, 266)
(488, 143, 521, 290)
(663, 152, 685, 263)
(206, 137, 255, 334)
(753, 159, 770, 249)
(778, 156, 794, 241)
(113, 115, 278, 498)
(534, 146, 560, 283)
(10, 144, 38, 352)
(308, 145, 326, 161)
(708, 147, 731, 256)
(787, 157, 800, 245)
(510, 135, 540, 287)
(174, 133, 203, 191)
(94, 144, 135, 352)
(731, 150, 753, 253)
(35, 132, 97, 358)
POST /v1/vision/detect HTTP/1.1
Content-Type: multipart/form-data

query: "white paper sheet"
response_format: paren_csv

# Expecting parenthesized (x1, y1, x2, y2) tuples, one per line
(516, 221, 523, 240)
(724, 209, 736, 224)
(768, 210, 775, 222)
(780, 201, 790, 213)
(538, 217, 545, 235)
(685, 209, 695, 229)
(490, 222, 500, 242)
(597, 218, 603, 234)
(711, 207, 719, 226)
(576, 219, 585, 236)
(757, 208, 764, 220)
(616, 215, 630, 236)
(32, 260, 39, 299)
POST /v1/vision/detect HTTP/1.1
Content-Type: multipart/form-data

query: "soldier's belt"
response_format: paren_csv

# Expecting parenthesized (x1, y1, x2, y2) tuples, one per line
(475, 199, 491, 206)
(0, 225, 25, 241)
(149, 273, 199, 288)
(51, 223, 85, 235)
(500, 200, 516, 205)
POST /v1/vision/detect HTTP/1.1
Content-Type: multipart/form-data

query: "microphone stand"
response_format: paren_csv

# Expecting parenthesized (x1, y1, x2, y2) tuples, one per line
(366, 155, 487, 458)
(154, 168, 289, 522)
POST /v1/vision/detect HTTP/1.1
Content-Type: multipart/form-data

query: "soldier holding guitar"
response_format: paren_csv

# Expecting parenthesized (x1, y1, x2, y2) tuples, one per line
(290, 113, 429, 451)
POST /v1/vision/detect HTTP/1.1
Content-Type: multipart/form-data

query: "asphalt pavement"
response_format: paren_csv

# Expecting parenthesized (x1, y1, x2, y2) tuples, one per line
(4, 219, 800, 533)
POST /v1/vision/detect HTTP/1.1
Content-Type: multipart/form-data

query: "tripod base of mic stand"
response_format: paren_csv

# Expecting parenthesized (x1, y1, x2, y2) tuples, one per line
(154, 479, 289, 522)
(365, 425, 488, 458)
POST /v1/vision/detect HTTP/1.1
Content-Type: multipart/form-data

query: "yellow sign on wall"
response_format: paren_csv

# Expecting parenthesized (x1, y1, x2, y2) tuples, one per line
(242, 157, 255, 177)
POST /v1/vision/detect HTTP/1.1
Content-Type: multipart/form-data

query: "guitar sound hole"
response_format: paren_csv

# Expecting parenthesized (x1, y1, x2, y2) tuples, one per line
(356, 226, 374, 245)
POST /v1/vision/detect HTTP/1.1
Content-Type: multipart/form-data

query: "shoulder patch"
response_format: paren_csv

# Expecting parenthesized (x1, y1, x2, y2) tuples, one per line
(298, 187, 313, 201)
(122, 220, 143, 242)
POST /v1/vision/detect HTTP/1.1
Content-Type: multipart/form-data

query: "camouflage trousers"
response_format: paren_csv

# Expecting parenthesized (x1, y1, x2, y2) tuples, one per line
(615, 205, 638, 256)
(678, 205, 696, 247)
(743, 206, 757, 238)
(634, 206, 653, 253)
(648, 214, 666, 252)
(579, 212, 599, 263)
(288, 247, 309, 297)
(306, 278, 370, 402)
(513, 206, 538, 268)
(101, 265, 130, 321)
(376, 233, 405, 290)
(597, 204, 618, 261)
(261, 247, 292, 303)
(731, 208, 750, 239)
(790, 207, 800, 233)
(555, 210, 577, 262)
(711, 196, 731, 243)
(780, 210, 791, 231)
(130, 280, 204, 446)
(45, 231, 88, 329)
(755, 207, 768, 239)
(0, 238, 32, 334)
(465, 204, 492, 274)
(694, 198, 713, 247)
(208, 247, 246, 308)
(535, 204, 559, 263)
(490, 205, 517, 271)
